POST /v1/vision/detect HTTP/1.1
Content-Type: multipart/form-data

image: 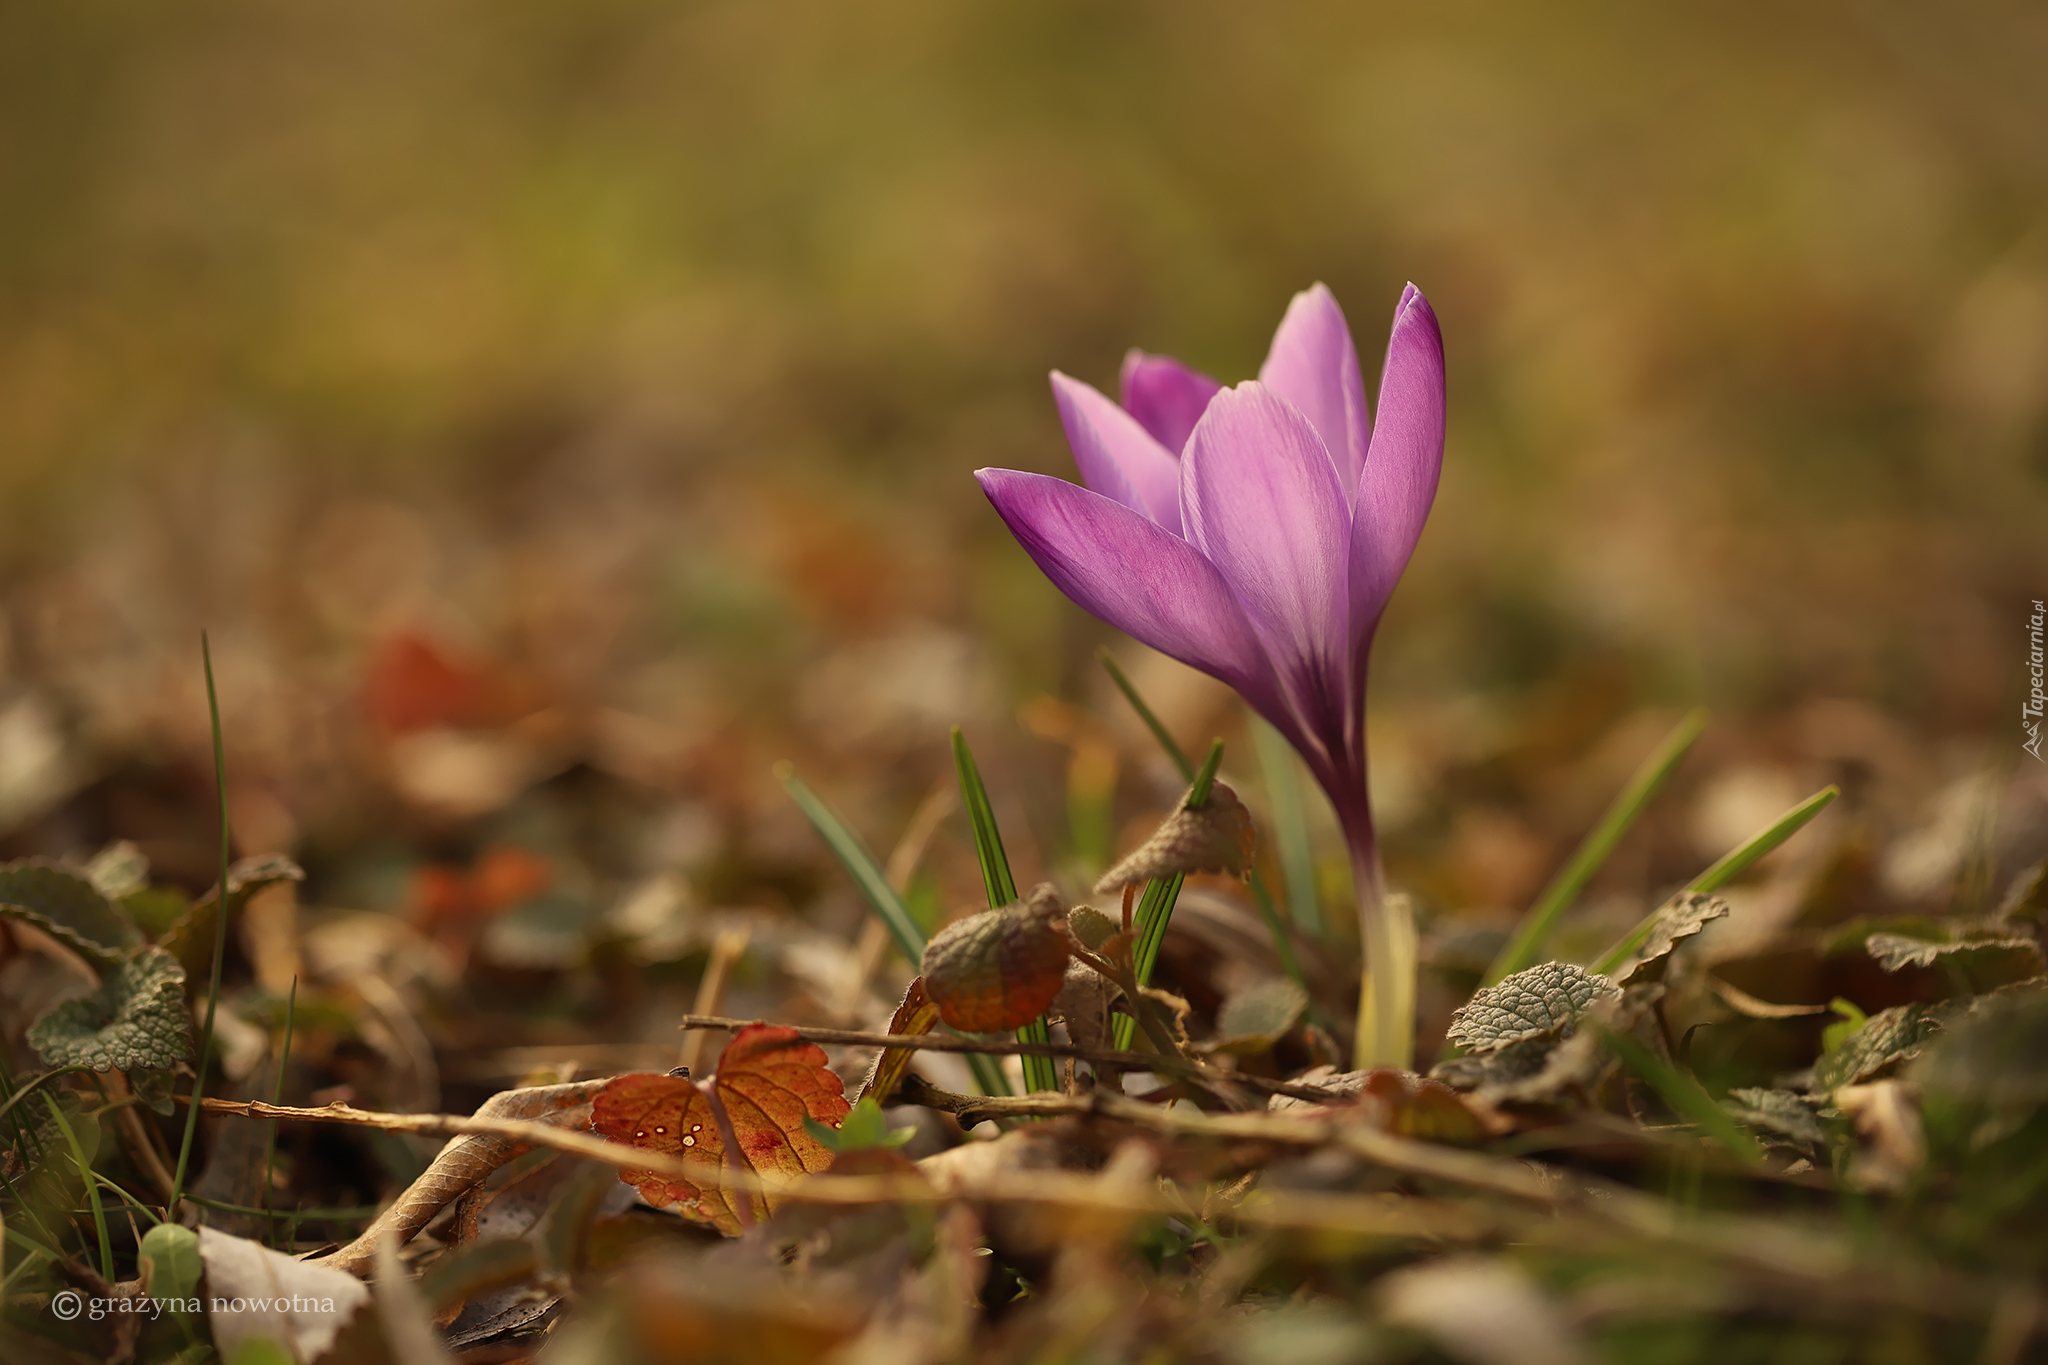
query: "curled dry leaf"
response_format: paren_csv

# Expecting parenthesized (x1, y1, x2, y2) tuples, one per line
(1051, 960, 1114, 1055)
(1862, 927, 2044, 989)
(857, 975, 942, 1105)
(1613, 892, 1730, 984)
(1350, 1069, 1500, 1143)
(593, 1023, 851, 1235)
(318, 1078, 610, 1276)
(921, 883, 1071, 1033)
(1094, 780, 1255, 895)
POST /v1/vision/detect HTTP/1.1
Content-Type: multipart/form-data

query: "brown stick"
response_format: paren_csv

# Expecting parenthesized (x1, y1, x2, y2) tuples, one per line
(673, 1014, 1333, 1102)
(678, 928, 752, 1076)
(194, 1087, 2041, 1327)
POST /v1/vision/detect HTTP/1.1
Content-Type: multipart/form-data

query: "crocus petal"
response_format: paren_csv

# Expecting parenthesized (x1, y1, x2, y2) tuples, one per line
(975, 469, 1281, 714)
(1181, 383, 1354, 765)
(1118, 350, 1221, 457)
(1049, 373, 1183, 533)
(1257, 284, 1371, 502)
(1349, 285, 1445, 644)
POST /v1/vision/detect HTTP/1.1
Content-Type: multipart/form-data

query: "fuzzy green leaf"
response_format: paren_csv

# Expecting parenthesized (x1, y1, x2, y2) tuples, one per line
(27, 946, 193, 1072)
(84, 841, 151, 901)
(1430, 1033, 1562, 1092)
(803, 1095, 914, 1154)
(140, 1223, 203, 1304)
(1812, 1002, 1944, 1093)
(1722, 1087, 1828, 1147)
(1863, 927, 2044, 987)
(1446, 962, 1619, 1054)
(1066, 905, 1119, 951)
(0, 858, 141, 967)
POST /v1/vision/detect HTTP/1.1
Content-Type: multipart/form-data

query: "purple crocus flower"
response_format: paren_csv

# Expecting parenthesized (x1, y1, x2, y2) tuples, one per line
(975, 284, 1444, 1067)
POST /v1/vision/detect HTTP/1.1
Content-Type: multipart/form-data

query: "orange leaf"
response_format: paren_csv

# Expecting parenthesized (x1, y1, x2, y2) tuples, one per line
(593, 1025, 851, 1234)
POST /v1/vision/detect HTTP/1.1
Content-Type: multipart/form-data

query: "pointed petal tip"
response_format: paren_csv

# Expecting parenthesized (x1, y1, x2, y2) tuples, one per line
(1118, 350, 1223, 460)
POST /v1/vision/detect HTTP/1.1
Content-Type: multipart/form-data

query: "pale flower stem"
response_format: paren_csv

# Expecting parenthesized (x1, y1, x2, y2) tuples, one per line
(1347, 828, 1415, 1071)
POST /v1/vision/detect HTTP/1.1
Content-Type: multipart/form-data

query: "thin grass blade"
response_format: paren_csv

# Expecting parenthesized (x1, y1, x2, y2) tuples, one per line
(1113, 739, 1225, 1050)
(45, 1095, 111, 1282)
(778, 760, 1010, 1096)
(262, 975, 298, 1244)
(1251, 713, 1322, 938)
(951, 729, 1057, 1092)
(170, 632, 233, 1216)
(1599, 1027, 1764, 1163)
(777, 762, 928, 967)
(1485, 708, 1709, 987)
(1098, 647, 1193, 780)
(1098, 653, 1317, 1010)
(1591, 785, 1838, 976)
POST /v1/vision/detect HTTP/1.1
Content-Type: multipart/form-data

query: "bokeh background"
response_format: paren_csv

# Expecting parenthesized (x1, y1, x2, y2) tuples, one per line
(3, 1, 2045, 1066)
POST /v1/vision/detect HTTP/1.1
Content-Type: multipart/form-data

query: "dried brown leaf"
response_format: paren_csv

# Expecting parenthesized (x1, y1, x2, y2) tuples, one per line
(921, 883, 1071, 1033)
(1613, 892, 1730, 984)
(858, 975, 942, 1105)
(1094, 781, 1255, 894)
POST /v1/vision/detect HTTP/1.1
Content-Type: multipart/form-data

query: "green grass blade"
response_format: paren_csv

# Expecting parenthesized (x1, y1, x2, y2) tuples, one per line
(171, 631, 234, 1218)
(45, 1095, 112, 1282)
(2, 1220, 64, 1284)
(93, 1172, 162, 1227)
(777, 762, 928, 967)
(950, 728, 1019, 907)
(262, 975, 298, 1243)
(1591, 785, 1839, 976)
(1485, 708, 1709, 987)
(1251, 714, 1322, 938)
(1598, 1027, 1764, 1163)
(950, 729, 1056, 1092)
(779, 759, 1011, 1097)
(1688, 785, 1840, 895)
(1113, 739, 1225, 1050)
(1098, 647, 1194, 781)
(1100, 658, 1315, 1000)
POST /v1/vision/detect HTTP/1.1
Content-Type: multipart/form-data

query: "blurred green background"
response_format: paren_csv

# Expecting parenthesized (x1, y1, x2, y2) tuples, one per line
(0, 0, 2043, 937)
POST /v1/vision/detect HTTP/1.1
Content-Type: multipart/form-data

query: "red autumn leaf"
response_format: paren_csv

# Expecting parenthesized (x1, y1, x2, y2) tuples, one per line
(592, 1025, 851, 1234)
